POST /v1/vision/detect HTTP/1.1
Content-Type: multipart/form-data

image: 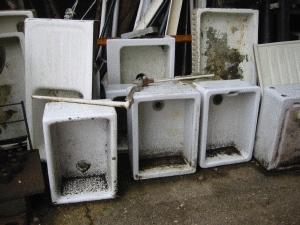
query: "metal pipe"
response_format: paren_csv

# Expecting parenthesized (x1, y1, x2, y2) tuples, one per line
(158, 2, 171, 35)
(95, 0, 102, 20)
(111, 0, 119, 37)
(32, 95, 133, 109)
(21, 101, 33, 151)
(261, 0, 272, 43)
(48, 0, 61, 18)
(81, 0, 97, 20)
(148, 0, 170, 28)
(182, 0, 190, 75)
(32, 75, 214, 110)
(154, 74, 214, 83)
(278, 0, 290, 42)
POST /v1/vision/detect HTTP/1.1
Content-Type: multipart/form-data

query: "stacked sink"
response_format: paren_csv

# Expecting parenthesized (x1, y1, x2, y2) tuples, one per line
(253, 41, 300, 171)
(21, 7, 300, 206)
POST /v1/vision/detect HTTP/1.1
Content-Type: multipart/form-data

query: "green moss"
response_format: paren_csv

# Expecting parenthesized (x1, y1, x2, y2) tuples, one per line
(204, 27, 246, 80)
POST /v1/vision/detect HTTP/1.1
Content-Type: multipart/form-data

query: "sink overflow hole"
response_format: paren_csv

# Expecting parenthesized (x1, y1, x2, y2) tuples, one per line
(213, 94, 223, 105)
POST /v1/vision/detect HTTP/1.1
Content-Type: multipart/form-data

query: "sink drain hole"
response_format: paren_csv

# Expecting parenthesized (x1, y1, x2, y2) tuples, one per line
(153, 100, 164, 111)
(76, 160, 91, 173)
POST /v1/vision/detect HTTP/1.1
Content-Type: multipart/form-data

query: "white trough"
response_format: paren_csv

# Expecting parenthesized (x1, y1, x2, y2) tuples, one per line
(127, 82, 200, 180)
(191, 8, 258, 84)
(194, 80, 260, 168)
(0, 10, 36, 33)
(43, 102, 117, 204)
(106, 36, 175, 84)
(254, 84, 300, 171)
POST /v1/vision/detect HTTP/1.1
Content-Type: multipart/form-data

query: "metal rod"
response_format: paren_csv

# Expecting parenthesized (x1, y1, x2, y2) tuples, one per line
(48, 0, 61, 18)
(278, 0, 289, 42)
(182, 0, 190, 75)
(95, 0, 102, 20)
(0, 102, 23, 107)
(148, 0, 170, 27)
(154, 74, 214, 83)
(31, 95, 132, 109)
(21, 101, 33, 151)
(0, 120, 25, 125)
(100, 0, 116, 38)
(158, 1, 171, 35)
(81, 0, 97, 20)
(261, 0, 272, 43)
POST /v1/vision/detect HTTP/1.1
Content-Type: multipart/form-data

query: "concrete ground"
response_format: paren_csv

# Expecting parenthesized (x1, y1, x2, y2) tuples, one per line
(30, 153, 300, 225)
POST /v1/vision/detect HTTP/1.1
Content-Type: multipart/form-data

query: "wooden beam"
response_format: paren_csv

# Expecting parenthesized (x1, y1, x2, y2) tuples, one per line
(97, 35, 192, 46)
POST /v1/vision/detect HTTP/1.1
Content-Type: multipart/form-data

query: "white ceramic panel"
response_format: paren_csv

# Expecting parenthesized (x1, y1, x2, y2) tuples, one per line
(25, 18, 97, 160)
(254, 40, 300, 90)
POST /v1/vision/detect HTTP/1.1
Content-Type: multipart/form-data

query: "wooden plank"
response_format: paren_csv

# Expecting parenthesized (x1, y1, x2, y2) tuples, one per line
(97, 35, 192, 46)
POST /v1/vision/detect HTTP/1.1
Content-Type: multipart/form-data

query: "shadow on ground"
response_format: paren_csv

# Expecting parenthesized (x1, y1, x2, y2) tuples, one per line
(29, 153, 300, 225)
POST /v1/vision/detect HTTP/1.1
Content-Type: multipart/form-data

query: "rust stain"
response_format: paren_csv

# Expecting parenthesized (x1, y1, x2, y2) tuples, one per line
(171, 110, 182, 118)
(204, 27, 246, 80)
(236, 21, 246, 45)
(0, 85, 17, 134)
(231, 26, 238, 34)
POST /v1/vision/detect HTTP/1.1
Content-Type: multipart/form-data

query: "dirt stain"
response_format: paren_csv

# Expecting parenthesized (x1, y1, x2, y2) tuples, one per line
(276, 106, 300, 169)
(139, 155, 187, 172)
(206, 146, 241, 158)
(204, 27, 246, 80)
(0, 85, 17, 134)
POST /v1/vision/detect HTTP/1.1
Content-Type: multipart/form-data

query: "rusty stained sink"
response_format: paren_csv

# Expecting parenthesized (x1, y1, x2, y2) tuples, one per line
(191, 8, 258, 85)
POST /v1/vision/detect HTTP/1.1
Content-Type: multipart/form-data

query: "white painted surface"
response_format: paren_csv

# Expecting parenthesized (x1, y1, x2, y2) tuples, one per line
(191, 8, 258, 84)
(165, 0, 183, 35)
(134, 0, 152, 28)
(254, 40, 300, 91)
(195, 0, 207, 8)
(111, 0, 119, 37)
(43, 102, 117, 204)
(0, 10, 36, 33)
(127, 82, 200, 180)
(107, 36, 175, 84)
(134, 0, 163, 30)
(194, 80, 260, 168)
(105, 84, 135, 100)
(105, 84, 135, 152)
(0, 32, 26, 140)
(25, 19, 97, 160)
(254, 84, 300, 170)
